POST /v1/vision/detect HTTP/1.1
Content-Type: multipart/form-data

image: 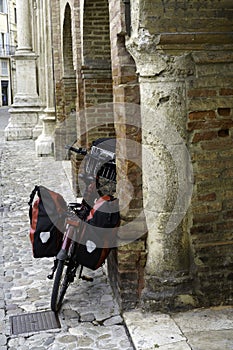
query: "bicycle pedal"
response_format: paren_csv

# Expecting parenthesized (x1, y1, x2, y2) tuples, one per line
(81, 275, 93, 282)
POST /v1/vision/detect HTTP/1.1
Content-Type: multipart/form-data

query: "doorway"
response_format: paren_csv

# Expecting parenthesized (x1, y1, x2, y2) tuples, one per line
(1, 80, 8, 106)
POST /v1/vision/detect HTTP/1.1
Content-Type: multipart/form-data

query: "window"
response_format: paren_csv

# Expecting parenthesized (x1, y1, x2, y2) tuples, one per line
(0, 0, 3, 13)
(1, 60, 8, 76)
(0, 0, 5, 13)
(1, 33, 5, 48)
(14, 7, 17, 23)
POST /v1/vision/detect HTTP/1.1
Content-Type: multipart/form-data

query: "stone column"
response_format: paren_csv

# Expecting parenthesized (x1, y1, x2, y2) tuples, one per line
(127, 31, 196, 310)
(16, 0, 32, 52)
(35, 0, 56, 156)
(5, 0, 42, 140)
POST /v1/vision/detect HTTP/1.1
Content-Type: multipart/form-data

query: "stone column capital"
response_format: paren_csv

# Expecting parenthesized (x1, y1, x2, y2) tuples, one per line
(126, 29, 195, 78)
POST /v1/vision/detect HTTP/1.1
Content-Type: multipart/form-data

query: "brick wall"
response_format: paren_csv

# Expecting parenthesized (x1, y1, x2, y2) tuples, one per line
(71, 0, 115, 193)
(108, 240, 147, 310)
(51, 0, 233, 311)
(138, 0, 233, 308)
(83, 0, 112, 67)
(107, 0, 147, 310)
(77, 0, 115, 148)
(51, 0, 62, 119)
(143, 0, 233, 34)
(187, 56, 233, 306)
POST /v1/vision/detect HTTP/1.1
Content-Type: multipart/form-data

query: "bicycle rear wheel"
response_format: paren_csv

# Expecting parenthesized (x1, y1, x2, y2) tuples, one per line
(51, 259, 77, 312)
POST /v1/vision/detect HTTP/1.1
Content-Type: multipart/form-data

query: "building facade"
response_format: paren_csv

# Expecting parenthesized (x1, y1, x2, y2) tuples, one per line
(0, 0, 16, 106)
(5, 0, 233, 311)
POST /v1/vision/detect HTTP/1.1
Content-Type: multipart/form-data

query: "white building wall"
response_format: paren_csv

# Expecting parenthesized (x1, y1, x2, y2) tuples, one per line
(0, 0, 17, 106)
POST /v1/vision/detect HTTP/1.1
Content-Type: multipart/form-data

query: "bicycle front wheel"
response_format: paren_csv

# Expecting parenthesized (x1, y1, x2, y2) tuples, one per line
(51, 259, 72, 312)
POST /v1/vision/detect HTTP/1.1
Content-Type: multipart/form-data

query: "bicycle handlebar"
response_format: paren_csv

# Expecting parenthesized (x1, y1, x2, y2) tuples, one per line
(65, 145, 87, 155)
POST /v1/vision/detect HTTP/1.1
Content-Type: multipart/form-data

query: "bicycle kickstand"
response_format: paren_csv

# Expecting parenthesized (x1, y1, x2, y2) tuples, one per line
(47, 259, 58, 280)
(79, 265, 93, 282)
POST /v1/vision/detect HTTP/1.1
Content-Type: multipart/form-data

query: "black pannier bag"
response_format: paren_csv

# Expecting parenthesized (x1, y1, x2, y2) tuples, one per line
(28, 185, 67, 258)
(74, 194, 120, 270)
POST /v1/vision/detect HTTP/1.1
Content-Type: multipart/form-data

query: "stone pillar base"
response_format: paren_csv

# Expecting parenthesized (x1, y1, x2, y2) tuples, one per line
(35, 135, 54, 156)
(141, 273, 198, 312)
(33, 120, 43, 140)
(5, 106, 42, 140)
(35, 112, 56, 156)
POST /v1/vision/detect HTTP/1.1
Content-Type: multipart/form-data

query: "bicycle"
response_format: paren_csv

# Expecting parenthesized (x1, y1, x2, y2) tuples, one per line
(47, 138, 119, 312)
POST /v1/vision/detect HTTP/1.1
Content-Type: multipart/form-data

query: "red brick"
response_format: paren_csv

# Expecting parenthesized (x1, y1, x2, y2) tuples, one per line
(193, 213, 219, 224)
(188, 110, 216, 121)
(201, 138, 233, 150)
(220, 88, 233, 96)
(188, 89, 217, 98)
(192, 202, 222, 214)
(197, 193, 217, 201)
(192, 131, 217, 143)
(195, 170, 221, 182)
(187, 119, 233, 131)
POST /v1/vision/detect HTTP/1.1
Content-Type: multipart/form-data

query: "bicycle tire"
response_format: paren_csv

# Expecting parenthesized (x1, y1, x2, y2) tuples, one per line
(51, 259, 70, 312)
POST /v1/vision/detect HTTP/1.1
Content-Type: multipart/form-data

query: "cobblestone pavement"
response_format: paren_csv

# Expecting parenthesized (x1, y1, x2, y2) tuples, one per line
(0, 107, 134, 350)
(1, 107, 233, 350)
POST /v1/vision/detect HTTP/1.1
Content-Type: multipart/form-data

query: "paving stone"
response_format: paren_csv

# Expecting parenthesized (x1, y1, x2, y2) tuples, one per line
(0, 335, 7, 346)
(57, 335, 77, 344)
(124, 310, 186, 349)
(80, 312, 95, 322)
(172, 306, 233, 333)
(103, 315, 124, 326)
(187, 329, 233, 350)
(157, 341, 191, 350)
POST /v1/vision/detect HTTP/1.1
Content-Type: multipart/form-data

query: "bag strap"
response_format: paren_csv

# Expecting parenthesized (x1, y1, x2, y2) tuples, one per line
(28, 186, 39, 224)
(86, 195, 111, 222)
(28, 185, 39, 206)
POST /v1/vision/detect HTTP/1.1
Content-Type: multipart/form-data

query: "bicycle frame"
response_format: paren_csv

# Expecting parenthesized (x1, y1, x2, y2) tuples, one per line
(57, 226, 74, 260)
(47, 215, 80, 280)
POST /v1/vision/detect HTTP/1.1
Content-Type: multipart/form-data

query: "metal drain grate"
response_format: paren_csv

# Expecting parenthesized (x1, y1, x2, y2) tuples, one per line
(10, 311, 61, 335)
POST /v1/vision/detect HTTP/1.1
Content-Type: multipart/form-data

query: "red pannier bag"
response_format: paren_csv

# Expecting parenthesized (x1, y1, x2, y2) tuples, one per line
(28, 185, 67, 258)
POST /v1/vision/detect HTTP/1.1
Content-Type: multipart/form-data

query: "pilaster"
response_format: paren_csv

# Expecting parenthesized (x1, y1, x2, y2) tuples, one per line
(126, 32, 196, 310)
(35, 108, 56, 156)
(34, 0, 56, 155)
(5, 0, 42, 140)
